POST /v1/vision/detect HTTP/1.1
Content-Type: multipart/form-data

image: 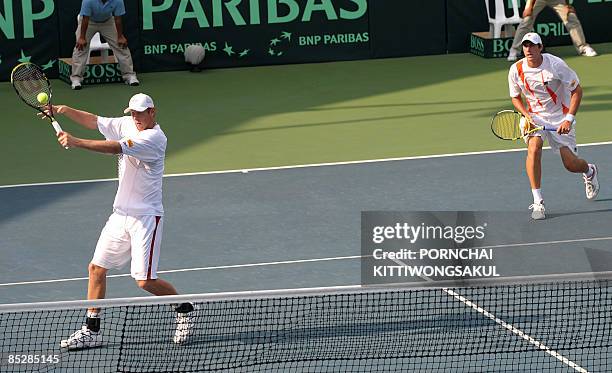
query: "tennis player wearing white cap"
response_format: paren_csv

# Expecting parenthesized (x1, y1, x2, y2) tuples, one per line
(508, 33, 599, 220)
(44, 94, 196, 348)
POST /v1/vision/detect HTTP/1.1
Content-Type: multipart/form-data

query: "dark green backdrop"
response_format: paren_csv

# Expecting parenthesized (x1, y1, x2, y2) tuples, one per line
(0, 0, 610, 81)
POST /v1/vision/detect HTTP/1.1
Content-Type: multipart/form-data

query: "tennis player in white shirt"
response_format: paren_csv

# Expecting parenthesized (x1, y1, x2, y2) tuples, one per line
(508, 33, 599, 220)
(45, 93, 195, 348)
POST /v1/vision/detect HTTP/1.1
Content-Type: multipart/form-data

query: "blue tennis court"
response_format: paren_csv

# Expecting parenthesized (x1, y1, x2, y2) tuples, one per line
(2, 144, 612, 371)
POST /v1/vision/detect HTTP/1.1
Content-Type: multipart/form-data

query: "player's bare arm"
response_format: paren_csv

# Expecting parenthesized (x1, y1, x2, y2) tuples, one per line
(41, 105, 98, 130)
(557, 85, 583, 134)
(510, 96, 528, 117)
(57, 131, 122, 154)
(511, 95, 535, 127)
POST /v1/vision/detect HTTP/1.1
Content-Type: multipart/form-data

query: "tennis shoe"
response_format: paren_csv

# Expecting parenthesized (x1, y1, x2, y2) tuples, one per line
(125, 76, 140, 86)
(583, 165, 599, 200)
(60, 326, 102, 349)
(71, 80, 82, 90)
(529, 202, 545, 220)
(173, 305, 197, 344)
(507, 50, 518, 62)
(580, 46, 598, 57)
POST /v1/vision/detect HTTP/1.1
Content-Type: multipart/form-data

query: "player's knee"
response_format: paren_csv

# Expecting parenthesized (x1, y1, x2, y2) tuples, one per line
(527, 142, 542, 157)
(528, 147, 542, 156)
(88, 263, 107, 278)
(136, 279, 154, 291)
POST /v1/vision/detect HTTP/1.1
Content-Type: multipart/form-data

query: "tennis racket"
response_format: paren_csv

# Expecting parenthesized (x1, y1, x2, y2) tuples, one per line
(11, 62, 66, 147)
(490, 110, 555, 141)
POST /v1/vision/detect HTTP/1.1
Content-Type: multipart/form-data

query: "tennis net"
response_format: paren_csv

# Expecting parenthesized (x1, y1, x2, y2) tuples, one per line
(1, 279, 611, 372)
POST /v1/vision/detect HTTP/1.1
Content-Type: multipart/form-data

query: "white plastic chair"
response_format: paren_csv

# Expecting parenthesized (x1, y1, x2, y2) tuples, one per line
(484, 0, 522, 38)
(77, 15, 112, 63)
(88, 32, 111, 63)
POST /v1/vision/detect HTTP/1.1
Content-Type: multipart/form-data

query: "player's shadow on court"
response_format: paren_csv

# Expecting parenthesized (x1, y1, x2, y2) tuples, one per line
(220, 106, 493, 135)
(303, 97, 509, 111)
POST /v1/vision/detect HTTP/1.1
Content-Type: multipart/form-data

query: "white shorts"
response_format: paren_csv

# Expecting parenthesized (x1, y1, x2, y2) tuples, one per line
(523, 115, 578, 154)
(92, 213, 163, 280)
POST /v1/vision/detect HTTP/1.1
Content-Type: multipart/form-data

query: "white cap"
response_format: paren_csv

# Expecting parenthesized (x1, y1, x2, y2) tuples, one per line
(123, 93, 155, 113)
(521, 32, 542, 45)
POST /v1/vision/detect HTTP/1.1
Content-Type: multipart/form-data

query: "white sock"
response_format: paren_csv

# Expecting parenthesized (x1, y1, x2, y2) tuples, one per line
(584, 164, 594, 178)
(532, 189, 543, 204)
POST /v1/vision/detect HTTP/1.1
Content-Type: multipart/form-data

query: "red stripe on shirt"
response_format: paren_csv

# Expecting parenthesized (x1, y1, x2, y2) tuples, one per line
(542, 72, 558, 104)
(562, 104, 569, 114)
(517, 62, 532, 112)
(147, 216, 161, 280)
(517, 61, 543, 110)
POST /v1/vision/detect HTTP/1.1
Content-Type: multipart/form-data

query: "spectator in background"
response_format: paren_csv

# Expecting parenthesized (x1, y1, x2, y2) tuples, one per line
(70, 0, 139, 90)
(507, 0, 597, 61)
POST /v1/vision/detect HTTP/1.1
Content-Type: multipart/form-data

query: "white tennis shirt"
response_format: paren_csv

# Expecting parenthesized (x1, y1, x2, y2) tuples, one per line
(98, 116, 166, 216)
(508, 53, 579, 122)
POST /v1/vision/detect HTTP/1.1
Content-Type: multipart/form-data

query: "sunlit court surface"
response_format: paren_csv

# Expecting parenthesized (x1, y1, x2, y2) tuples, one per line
(2, 1, 612, 371)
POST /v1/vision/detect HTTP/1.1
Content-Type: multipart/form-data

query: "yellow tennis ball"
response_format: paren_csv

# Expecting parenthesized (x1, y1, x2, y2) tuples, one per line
(37, 92, 49, 104)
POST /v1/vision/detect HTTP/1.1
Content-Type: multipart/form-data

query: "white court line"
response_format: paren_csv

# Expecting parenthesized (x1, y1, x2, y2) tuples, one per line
(0, 255, 365, 287)
(466, 236, 612, 250)
(390, 257, 590, 373)
(443, 289, 588, 372)
(2, 140, 612, 189)
(2, 236, 612, 287)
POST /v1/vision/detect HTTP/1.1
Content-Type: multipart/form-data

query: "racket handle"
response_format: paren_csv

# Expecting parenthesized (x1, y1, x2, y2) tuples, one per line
(543, 127, 557, 132)
(51, 120, 63, 134)
(51, 120, 69, 150)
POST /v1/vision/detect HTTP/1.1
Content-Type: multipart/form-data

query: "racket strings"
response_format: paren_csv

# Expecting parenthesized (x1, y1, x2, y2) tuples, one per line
(11, 64, 51, 109)
(491, 112, 523, 140)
